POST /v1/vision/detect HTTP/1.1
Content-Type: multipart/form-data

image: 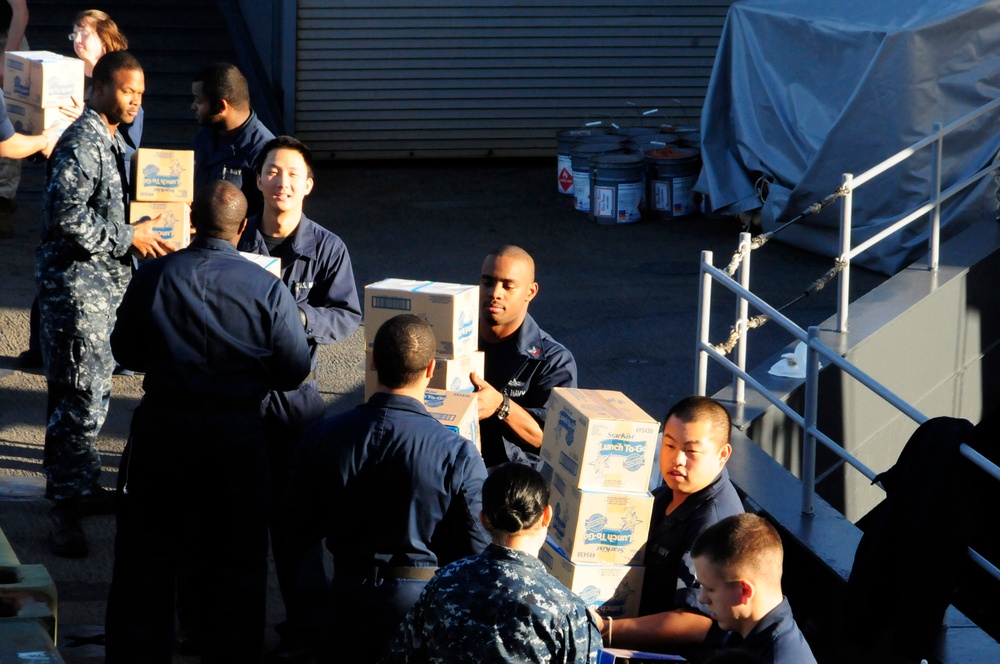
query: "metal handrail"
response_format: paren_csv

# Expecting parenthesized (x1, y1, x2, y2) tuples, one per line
(697, 250, 1000, 583)
(695, 94, 1000, 583)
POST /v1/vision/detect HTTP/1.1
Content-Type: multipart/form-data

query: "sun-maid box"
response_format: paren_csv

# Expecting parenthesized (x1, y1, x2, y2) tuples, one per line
(540, 388, 659, 494)
(538, 538, 645, 618)
(363, 279, 478, 359)
(129, 202, 190, 252)
(365, 350, 484, 400)
(422, 388, 480, 451)
(548, 470, 653, 566)
(239, 251, 281, 278)
(131, 148, 195, 202)
(3, 51, 84, 107)
(2, 98, 74, 136)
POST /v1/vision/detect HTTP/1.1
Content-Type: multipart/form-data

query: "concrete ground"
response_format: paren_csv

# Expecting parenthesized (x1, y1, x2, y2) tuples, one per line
(0, 157, 885, 662)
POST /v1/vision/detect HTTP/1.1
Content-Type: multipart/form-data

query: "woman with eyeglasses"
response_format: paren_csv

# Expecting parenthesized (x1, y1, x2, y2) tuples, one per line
(67, 9, 142, 164)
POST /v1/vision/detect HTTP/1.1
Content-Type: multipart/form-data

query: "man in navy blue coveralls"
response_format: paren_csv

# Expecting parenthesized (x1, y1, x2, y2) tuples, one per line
(238, 135, 362, 659)
(286, 314, 489, 664)
(471, 245, 577, 470)
(104, 180, 311, 664)
(692, 513, 817, 664)
(592, 396, 745, 660)
(191, 62, 274, 218)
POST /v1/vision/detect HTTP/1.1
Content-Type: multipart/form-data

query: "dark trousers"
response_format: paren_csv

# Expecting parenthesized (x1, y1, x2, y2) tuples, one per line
(320, 573, 428, 664)
(105, 403, 270, 664)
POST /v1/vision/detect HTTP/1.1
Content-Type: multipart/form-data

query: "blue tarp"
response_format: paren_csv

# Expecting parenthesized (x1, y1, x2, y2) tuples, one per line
(696, 0, 1000, 274)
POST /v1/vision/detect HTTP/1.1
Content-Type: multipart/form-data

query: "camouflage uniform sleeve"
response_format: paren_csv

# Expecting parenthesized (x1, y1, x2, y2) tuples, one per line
(45, 136, 135, 258)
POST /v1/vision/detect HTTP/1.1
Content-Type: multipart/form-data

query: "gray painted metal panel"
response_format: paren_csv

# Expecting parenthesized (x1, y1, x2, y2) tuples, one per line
(727, 218, 1000, 522)
(295, 0, 736, 159)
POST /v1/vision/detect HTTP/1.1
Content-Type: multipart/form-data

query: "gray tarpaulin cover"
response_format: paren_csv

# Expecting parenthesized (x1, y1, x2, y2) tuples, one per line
(696, 0, 1000, 274)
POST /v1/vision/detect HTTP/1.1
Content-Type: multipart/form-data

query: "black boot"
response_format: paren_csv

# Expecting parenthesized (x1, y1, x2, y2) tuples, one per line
(49, 500, 88, 558)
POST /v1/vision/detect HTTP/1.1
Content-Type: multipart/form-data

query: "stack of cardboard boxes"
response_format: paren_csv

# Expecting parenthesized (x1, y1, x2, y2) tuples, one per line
(363, 278, 484, 449)
(2, 51, 83, 145)
(537, 387, 660, 620)
(129, 148, 195, 251)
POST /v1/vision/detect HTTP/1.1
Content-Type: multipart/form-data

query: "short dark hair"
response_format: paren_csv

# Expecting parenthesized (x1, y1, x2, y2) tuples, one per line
(691, 513, 783, 583)
(665, 395, 732, 448)
(480, 462, 549, 538)
(484, 245, 535, 282)
(92, 50, 142, 86)
(255, 135, 314, 180)
(373, 314, 435, 389)
(190, 180, 247, 239)
(194, 62, 250, 111)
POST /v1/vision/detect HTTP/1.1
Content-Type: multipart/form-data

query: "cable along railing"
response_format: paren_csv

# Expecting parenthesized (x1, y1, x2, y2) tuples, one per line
(695, 97, 1000, 583)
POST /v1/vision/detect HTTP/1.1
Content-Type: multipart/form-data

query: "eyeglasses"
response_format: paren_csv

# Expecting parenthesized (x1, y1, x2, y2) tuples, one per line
(67, 30, 91, 41)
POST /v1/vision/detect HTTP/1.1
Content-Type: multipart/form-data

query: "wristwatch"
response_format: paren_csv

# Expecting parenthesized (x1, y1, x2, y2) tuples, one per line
(495, 393, 511, 421)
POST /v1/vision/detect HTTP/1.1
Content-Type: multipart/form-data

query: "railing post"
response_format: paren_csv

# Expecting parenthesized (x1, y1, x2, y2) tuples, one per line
(837, 173, 853, 333)
(801, 326, 821, 516)
(930, 121, 943, 271)
(732, 232, 752, 404)
(696, 250, 713, 396)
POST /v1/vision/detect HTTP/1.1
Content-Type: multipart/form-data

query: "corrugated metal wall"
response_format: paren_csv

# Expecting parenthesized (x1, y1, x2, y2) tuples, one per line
(296, 0, 736, 160)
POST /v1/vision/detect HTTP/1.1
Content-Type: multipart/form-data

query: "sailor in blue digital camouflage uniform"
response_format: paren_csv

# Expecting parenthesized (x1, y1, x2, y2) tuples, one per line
(35, 51, 174, 558)
(237, 134, 362, 661)
(471, 245, 578, 470)
(191, 62, 274, 218)
(286, 314, 489, 664)
(381, 462, 602, 664)
(105, 180, 311, 664)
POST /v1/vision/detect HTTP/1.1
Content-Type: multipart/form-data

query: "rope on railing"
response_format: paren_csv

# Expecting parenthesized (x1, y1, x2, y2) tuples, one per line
(723, 186, 850, 277)
(710, 258, 848, 355)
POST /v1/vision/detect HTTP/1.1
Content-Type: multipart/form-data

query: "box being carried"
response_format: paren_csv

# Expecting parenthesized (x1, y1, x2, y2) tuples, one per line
(239, 252, 281, 278)
(548, 471, 653, 566)
(132, 148, 195, 202)
(2, 98, 73, 136)
(423, 388, 480, 451)
(540, 388, 659, 494)
(364, 279, 478, 359)
(365, 350, 484, 399)
(3, 51, 84, 107)
(539, 538, 645, 618)
(129, 202, 190, 252)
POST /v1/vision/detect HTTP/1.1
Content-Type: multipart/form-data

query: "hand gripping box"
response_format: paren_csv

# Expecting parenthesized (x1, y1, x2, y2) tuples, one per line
(423, 388, 480, 451)
(364, 279, 478, 359)
(538, 538, 644, 619)
(130, 202, 190, 252)
(132, 148, 195, 202)
(540, 388, 659, 494)
(365, 350, 484, 400)
(548, 470, 653, 566)
(3, 51, 84, 107)
(2, 98, 74, 136)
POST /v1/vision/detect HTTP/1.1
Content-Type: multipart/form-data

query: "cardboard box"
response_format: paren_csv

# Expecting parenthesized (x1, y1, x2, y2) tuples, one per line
(548, 470, 653, 566)
(540, 388, 660, 494)
(365, 350, 484, 398)
(538, 538, 644, 618)
(597, 649, 687, 663)
(2, 98, 73, 136)
(3, 51, 84, 107)
(132, 148, 195, 202)
(429, 351, 484, 393)
(423, 388, 480, 451)
(129, 202, 190, 252)
(239, 251, 281, 278)
(364, 278, 478, 359)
